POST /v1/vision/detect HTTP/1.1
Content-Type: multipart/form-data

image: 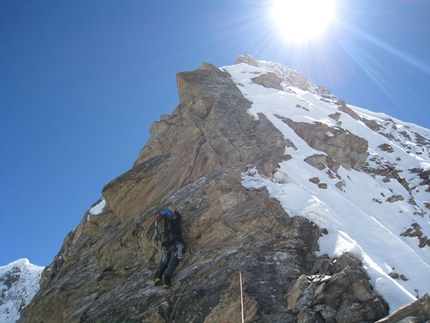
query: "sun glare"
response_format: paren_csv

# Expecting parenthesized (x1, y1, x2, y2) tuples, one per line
(271, 0, 336, 43)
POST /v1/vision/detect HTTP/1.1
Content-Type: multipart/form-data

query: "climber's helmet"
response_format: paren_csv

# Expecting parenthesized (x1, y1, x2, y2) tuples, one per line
(163, 209, 173, 218)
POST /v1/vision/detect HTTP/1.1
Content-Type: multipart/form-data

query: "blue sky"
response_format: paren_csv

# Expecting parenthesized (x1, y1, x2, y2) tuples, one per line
(1, 0, 429, 267)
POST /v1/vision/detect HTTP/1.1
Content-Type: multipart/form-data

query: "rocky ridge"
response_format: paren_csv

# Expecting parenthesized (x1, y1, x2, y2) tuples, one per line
(18, 55, 430, 322)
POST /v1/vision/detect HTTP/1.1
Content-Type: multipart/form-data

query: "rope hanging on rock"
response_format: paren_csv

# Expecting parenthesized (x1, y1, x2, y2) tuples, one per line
(238, 243, 245, 323)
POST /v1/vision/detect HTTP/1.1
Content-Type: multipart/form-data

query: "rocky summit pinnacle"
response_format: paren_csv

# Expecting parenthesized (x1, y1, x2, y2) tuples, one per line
(19, 55, 430, 323)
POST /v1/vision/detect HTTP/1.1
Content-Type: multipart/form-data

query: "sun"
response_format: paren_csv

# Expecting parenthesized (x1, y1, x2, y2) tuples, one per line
(270, 0, 336, 43)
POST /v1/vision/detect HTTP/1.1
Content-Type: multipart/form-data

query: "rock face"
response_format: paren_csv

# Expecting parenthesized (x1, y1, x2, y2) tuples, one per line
(278, 117, 369, 171)
(375, 293, 430, 323)
(286, 253, 388, 323)
(20, 60, 424, 322)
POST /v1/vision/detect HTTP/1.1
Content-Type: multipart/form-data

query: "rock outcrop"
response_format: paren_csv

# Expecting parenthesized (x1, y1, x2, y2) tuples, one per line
(287, 253, 388, 323)
(375, 293, 430, 323)
(21, 63, 309, 322)
(19, 59, 428, 322)
(278, 117, 369, 171)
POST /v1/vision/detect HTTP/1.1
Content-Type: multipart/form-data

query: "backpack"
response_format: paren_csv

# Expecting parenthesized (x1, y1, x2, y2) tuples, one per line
(154, 213, 175, 246)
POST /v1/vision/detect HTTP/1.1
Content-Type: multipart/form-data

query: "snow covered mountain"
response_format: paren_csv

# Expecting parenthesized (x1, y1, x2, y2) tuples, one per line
(12, 55, 430, 322)
(0, 259, 44, 323)
(225, 54, 430, 311)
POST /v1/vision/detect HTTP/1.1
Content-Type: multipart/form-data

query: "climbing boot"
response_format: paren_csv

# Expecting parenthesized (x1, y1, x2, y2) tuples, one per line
(154, 278, 161, 286)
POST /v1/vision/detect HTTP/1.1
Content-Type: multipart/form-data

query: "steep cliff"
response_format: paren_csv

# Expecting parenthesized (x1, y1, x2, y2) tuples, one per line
(20, 56, 430, 323)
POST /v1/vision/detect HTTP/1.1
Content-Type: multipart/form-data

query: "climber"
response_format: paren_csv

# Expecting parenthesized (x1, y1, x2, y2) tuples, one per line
(153, 205, 184, 289)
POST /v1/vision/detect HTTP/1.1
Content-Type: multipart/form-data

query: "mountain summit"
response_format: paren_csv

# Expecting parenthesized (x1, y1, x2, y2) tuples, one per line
(19, 55, 430, 322)
(0, 259, 43, 323)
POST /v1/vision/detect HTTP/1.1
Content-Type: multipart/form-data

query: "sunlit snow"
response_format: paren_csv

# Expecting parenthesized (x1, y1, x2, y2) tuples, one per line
(223, 59, 430, 312)
(0, 259, 44, 323)
(86, 198, 106, 222)
(89, 198, 106, 215)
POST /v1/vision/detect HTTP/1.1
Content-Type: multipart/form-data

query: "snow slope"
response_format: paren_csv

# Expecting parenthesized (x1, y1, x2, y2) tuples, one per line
(223, 57, 430, 313)
(0, 259, 44, 323)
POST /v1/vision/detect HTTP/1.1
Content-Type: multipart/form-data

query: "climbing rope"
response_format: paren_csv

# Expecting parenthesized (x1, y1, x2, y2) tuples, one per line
(186, 240, 247, 321)
(238, 243, 245, 323)
(185, 231, 262, 322)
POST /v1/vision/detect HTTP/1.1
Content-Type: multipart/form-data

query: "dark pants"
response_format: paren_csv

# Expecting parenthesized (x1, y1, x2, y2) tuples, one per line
(155, 244, 179, 285)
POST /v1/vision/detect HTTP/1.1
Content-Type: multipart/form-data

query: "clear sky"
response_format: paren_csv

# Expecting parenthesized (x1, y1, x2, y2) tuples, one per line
(1, 0, 429, 267)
